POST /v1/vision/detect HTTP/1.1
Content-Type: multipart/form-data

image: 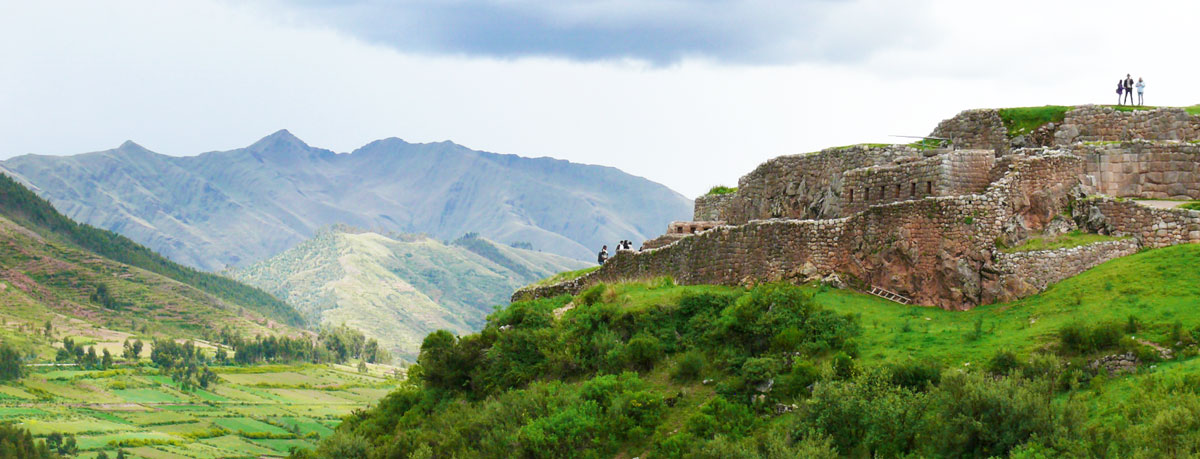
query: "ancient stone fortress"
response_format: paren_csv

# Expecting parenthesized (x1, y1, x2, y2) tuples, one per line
(516, 106, 1200, 310)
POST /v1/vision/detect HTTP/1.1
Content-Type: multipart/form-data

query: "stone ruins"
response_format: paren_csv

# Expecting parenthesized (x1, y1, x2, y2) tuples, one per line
(516, 105, 1200, 310)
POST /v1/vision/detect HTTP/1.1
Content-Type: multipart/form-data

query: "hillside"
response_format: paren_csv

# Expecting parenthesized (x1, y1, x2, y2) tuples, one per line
(306, 243, 1200, 458)
(230, 228, 589, 361)
(0, 131, 693, 271)
(0, 191, 298, 364)
(0, 173, 303, 327)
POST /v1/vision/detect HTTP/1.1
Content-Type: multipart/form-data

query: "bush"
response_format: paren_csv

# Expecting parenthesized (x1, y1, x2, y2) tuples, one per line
(777, 361, 820, 399)
(671, 351, 705, 383)
(1058, 321, 1123, 354)
(987, 350, 1022, 376)
(831, 352, 855, 380)
(624, 333, 662, 372)
(578, 284, 606, 306)
(888, 360, 941, 390)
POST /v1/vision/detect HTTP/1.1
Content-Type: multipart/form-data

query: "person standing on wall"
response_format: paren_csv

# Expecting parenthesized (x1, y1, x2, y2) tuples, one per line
(1136, 77, 1146, 106)
(598, 245, 609, 264)
(1123, 74, 1135, 106)
(1117, 79, 1125, 105)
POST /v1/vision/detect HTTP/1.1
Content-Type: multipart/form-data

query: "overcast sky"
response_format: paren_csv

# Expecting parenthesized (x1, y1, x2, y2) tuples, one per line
(2, 0, 1198, 197)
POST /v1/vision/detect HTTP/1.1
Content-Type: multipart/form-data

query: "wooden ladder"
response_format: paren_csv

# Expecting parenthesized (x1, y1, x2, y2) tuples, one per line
(867, 286, 912, 305)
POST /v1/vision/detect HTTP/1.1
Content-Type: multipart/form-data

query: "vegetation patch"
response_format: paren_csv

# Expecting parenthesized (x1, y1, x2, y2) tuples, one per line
(705, 185, 738, 196)
(997, 105, 1071, 137)
(527, 266, 599, 288)
(999, 230, 1127, 253)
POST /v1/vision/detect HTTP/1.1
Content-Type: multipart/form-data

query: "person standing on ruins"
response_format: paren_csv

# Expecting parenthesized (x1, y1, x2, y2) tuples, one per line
(1136, 77, 1145, 106)
(1116, 79, 1125, 105)
(598, 245, 609, 264)
(1123, 74, 1135, 105)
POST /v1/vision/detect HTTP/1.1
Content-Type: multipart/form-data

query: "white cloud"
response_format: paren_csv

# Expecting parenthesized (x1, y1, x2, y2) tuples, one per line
(1, 0, 1198, 199)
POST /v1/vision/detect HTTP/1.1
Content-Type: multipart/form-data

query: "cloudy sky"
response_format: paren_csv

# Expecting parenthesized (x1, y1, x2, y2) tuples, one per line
(2, 0, 1198, 197)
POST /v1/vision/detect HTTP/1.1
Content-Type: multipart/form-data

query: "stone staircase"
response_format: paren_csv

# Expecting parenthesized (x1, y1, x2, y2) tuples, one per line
(867, 286, 912, 304)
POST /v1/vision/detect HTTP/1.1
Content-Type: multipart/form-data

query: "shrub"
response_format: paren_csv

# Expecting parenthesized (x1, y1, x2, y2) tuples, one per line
(624, 333, 662, 371)
(888, 360, 942, 390)
(1058, 321, 1123, 354)
(987, 350, 1022, 376)
(671, 351, 705, 383)
(777, 361, 821, 398)
(578, 284, 605, 306)
(831, 352, 855, 380)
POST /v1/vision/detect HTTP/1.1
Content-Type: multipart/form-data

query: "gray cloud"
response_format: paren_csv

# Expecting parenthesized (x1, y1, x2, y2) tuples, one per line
(268, 0, 937, 64)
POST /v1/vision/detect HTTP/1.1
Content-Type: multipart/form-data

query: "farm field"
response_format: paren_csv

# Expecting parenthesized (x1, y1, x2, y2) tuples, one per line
(0, 364, 401, 458)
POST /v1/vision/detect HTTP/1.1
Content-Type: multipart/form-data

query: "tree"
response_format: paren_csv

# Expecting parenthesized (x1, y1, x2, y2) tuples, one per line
(43, 321, 52, 338)
(0, 344, 24, 381)
(132, 339, 144, 358)
(102, 348, 114, 369)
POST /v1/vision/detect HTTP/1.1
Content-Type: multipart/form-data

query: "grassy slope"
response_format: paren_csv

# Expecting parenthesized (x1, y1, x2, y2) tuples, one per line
(232, 230, 589, 361)
(0, 173, 303, 327)
(0, 213, 298, 362)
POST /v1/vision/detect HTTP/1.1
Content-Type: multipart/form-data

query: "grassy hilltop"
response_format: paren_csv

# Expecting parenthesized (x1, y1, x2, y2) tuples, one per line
(310, 243, 1200, 458)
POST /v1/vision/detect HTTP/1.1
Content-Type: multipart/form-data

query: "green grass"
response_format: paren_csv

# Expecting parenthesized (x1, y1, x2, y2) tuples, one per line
(705, 185, 737, 196)
(998, 230, 1127, 253)
(564, 244, 1200, 369)
(0, 364, 398, 457)
(997, 105, 1071, 137)
(1179, 202, 1200, 211)
(527, 266, 600, 288)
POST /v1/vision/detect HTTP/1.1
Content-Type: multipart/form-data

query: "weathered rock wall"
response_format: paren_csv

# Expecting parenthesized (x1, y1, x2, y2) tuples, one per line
(930, 109, 1009, 154)
(994, 239, 1139, 301)
(841, 155, 944, 215)
(1054, 106, 1200, 144)
(723, 145, 924, 224)
(1076, 198, 1200, 248)
(694, 193, 736, 221)
(516, 152, 1092, 310)
(1074, 141, 1200, 199)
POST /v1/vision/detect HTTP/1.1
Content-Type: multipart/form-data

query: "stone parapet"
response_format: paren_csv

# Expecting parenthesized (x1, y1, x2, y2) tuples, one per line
(994, 239, 1139, 301)
(1054, 106, 1200, 145)
(1073, 141, 1200, 199)
(694, 193, 736, 221)
(930, 109, 1009, 154)
(1076, 198, 1200, 248)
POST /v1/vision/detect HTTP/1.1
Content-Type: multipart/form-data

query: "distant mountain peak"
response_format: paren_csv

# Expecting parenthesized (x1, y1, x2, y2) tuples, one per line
(118, 140, 146, 151)
(249, 129, 310, 152)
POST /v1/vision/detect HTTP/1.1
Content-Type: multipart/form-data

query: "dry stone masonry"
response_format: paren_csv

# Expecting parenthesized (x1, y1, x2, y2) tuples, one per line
(515, 104, 1200, 309)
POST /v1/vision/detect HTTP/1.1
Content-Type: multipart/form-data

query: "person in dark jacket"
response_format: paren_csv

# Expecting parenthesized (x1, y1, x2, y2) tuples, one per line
(1123, 74, 1134, 105)
(1117, 79, 1124, 105)
(598, 245, 609, 264)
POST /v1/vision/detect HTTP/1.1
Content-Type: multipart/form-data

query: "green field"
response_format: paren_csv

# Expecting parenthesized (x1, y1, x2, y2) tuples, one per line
(3, 364, 401, 458)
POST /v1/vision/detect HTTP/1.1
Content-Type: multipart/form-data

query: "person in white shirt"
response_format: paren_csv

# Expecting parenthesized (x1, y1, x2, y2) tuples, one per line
(1136, 78, 1146, 106)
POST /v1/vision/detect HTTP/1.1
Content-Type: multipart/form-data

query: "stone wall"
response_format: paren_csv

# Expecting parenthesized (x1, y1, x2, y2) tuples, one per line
(1076, 198, 1200, 248)
(1074, 141, 1200, 199)
(723, 145, 926, 224)
(930, 109, 1009, 155)
(694, 193, 736, 221)
(1054, 106, 1200, 145)
(994, 239, 1139, 300)
(517, 152, 1095, 310)
(841, 155, 945, 215)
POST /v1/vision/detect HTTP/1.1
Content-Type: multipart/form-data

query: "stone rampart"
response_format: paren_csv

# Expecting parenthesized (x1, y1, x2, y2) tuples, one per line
(1076, 198, 1200, 248)
(841, 155, 944, 215)
(930, 109, 1009, 154)
(723, 145, 926, 224)
(517, 152, 1093, 310)
(1054, 106, 1200, 145)
(694, 193, 736, 221)
(1074, 141, 1200, 199)
(994, 239, 1139, 300)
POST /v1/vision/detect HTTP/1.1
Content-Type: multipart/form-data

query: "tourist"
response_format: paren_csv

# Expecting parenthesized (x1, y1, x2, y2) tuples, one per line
(1116, 79, 1124, 105)
(1136, 77, 1145, 106)
(598, 245, 608, 264)
(1123, 74, 1134, 106)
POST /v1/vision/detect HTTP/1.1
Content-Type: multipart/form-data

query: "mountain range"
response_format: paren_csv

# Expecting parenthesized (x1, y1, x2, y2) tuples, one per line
(0, 131, 693, 271)
(230, 227, 588, 361)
